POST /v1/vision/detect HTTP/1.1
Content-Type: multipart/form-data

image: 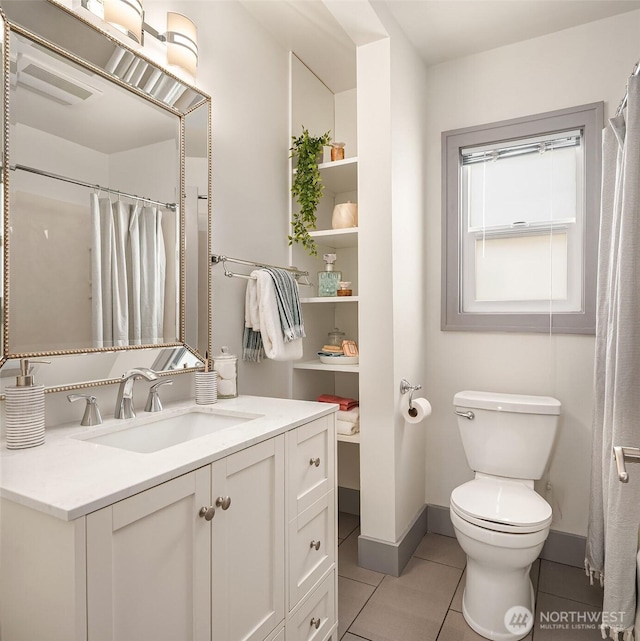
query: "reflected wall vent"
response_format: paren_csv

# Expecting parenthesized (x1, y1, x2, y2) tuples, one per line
(14, 53, 103, 106)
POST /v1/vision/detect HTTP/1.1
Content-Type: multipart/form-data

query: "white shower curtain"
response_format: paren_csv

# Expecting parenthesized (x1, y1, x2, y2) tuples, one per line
(586, 74, 640, 641)
(91, 194, 166, 347)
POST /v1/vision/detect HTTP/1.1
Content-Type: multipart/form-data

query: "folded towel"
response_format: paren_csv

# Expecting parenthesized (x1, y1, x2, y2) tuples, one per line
(337, 408, 360, 424)
(251, 270, 303, 361)
(243, 278, 265, 362)
(317, 394, 359, 411)
(262, 267, 305, 342)
(337, 419, 360, 435)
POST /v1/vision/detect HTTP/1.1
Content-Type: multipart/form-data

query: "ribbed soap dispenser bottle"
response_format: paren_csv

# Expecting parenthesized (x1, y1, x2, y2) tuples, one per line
(4, 359, 49, 449)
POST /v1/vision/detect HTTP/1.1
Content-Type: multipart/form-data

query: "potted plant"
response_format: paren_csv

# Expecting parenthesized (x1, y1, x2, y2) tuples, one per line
(289, 127, 332, 256)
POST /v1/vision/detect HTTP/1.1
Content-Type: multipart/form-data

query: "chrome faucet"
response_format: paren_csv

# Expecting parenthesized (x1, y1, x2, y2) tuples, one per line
(115, 367, 159, 419)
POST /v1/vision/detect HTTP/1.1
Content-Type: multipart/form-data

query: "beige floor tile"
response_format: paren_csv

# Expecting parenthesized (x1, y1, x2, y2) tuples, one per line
(350, 557, 462, 641)
(538, 561, 603, 607)
(338, 529, 385, 587)
(338, 576, 376, 639)
(533, 592, 603, 641)
(339, 512, 361, 540)
(343, 634, 373, 641)
(450, 569, 465, 612)
(414, 533, 467, 569)
(437, 610, 528, 641)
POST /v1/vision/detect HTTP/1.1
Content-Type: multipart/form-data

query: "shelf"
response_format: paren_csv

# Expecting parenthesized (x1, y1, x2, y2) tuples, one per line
(300, 296, 359, 304)
(293, 359, 359, 373)
(318, 157, 358, 193)
(309, 228, 358, 249)
(337, 432, 360, 444)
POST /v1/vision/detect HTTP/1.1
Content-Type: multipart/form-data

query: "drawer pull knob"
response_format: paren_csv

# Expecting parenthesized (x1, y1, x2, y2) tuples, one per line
(310, 617, 321, 629)
(198, 506, 215, 521)
(309, 457, 321, 467)
(215, 496, 232, 510)
(310, 539, 321, 551)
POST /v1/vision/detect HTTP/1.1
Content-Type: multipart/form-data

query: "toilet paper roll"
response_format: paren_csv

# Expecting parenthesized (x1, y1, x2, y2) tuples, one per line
(404, 397, 432, 424)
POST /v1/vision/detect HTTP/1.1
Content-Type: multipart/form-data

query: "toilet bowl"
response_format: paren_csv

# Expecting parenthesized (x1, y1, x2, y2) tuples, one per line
(451, 476, 552, 640)
(450, 391, 560, 641)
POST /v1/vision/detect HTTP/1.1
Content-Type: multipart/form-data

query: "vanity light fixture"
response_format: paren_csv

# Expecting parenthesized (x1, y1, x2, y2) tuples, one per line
(164, 13, 198, 80)
(103, 0, 144, 44)
(80, 0, 198, 81)
(143, 12, 198, 81)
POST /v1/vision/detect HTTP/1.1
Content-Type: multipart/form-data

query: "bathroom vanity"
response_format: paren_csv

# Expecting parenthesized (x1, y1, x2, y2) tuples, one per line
(0, 396, 338, 641)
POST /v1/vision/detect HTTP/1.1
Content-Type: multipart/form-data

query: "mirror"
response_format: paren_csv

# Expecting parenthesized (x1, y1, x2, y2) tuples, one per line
(0, 0, 211, 391)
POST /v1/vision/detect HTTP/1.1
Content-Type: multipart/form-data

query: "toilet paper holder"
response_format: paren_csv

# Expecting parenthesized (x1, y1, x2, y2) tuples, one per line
(400, 379, 422, 417)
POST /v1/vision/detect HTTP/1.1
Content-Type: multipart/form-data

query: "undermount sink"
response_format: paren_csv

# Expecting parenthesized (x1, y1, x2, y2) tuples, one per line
(74, 408, 263, 453)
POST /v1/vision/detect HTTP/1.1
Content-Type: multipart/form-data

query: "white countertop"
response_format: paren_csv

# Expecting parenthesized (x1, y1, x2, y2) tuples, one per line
(0, 395, 337, 521)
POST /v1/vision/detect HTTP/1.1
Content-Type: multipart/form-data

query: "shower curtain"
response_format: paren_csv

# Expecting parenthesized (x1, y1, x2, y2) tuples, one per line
(91, 193, 166, 347)
(586, 74, 640, 640)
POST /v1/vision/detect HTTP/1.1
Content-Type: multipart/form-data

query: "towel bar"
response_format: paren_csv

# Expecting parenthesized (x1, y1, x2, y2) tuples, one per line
(211, 254, 312, 286)
(613, 445, 640, 483)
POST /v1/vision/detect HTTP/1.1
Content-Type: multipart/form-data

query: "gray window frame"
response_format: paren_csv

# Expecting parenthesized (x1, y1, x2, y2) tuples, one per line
(441, 102, 604, 334)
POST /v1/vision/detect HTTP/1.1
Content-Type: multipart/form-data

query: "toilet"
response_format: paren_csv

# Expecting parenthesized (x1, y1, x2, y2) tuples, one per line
(450, 390, 561, 641)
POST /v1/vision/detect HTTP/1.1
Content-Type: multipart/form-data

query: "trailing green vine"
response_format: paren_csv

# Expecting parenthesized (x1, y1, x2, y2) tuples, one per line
(289, 127, 332, 256)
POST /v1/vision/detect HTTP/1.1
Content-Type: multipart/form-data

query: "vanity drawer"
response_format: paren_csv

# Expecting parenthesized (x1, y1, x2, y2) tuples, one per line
(289, 491, 335, 609)
(287, 416, 335, 516)
(287, 570, 335, 641)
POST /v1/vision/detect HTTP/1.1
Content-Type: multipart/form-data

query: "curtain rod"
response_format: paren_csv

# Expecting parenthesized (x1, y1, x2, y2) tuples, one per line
(616, 59, 640, 116)
(211, 253, 311, 284)
(10, 164, 177, 211)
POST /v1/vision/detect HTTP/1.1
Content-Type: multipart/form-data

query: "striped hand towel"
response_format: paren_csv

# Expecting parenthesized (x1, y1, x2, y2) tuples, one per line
(262, 267, 306, 342)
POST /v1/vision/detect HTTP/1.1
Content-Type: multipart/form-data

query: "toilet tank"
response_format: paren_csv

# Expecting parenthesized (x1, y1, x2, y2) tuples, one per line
(454, 391, 561, 480)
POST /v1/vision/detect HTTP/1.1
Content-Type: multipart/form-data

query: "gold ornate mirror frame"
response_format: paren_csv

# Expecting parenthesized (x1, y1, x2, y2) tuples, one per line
(0, 0, 211, 395)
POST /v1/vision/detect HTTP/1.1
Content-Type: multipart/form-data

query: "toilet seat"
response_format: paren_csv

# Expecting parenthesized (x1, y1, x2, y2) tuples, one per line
(451, 477, 552, 534)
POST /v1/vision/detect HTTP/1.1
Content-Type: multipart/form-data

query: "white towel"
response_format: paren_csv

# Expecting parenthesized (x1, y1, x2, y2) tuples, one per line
(337, 408, 359, 424)
(245, 277, 260, 331)
(252, 270, 303, 361)
(337, 419, 359, 435)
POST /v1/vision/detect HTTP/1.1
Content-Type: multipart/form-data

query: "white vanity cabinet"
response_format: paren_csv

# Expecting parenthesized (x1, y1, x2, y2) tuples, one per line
(286, 416, 338, 641)
(210, 437, 285, 641)
(86, 468, 213, 641)
(0, 408, 337, 641)
(86, 436, 284, 641)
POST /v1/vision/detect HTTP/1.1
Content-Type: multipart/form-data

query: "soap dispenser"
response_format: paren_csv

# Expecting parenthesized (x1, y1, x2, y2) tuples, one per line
(317, 253, 342, 297)
(4, 359, 49, 449)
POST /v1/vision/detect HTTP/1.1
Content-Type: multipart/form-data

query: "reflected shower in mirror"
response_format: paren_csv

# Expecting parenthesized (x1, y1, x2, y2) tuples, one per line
(0, 0, 212, 392)
(8, 30, 180, 354)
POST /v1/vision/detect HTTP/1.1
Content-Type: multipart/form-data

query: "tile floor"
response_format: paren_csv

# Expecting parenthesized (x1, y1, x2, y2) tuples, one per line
(337, 513, 604, 641)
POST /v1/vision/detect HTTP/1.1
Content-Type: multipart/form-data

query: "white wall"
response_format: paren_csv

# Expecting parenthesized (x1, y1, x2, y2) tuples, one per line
(386, 5, 429, 541)
(334, 89, 358, 159)
(425, 9, 640, 536)
(356, 2, 429, 544)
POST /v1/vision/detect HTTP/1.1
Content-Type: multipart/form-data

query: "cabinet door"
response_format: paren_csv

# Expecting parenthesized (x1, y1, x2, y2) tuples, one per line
(212, 435, 285, 641)
(87, 468, 211, 641)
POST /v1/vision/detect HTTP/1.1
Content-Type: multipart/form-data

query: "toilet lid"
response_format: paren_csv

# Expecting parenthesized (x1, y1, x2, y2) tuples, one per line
(451, 478, 552, 533)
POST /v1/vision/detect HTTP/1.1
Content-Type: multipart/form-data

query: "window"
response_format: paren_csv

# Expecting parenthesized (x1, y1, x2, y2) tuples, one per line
(442, 103, 603, 333)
